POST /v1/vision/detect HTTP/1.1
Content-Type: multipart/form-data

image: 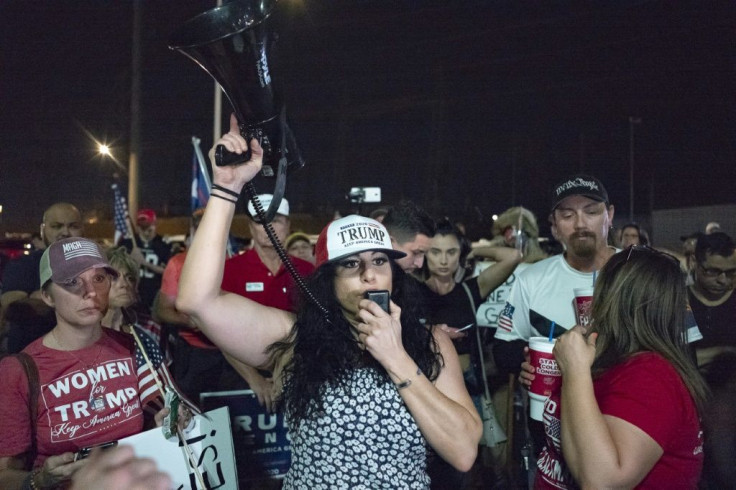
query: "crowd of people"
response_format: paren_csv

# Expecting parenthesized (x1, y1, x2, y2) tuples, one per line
(0, 118, 733, 489)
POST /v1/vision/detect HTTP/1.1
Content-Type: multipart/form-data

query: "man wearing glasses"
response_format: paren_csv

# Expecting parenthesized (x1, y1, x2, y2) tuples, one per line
(688, 231, 736, 367)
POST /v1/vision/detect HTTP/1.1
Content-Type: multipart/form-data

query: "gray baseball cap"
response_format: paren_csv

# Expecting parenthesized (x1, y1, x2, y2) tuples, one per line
(40, 237, 118, 287)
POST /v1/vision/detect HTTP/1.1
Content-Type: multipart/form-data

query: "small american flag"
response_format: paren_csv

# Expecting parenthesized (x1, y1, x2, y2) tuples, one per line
(134, 326, 167, 411)
(133, 326, 198, 414)
(544, 405, 562, 446)
(135, 312, 172, 365)
(497, 303, 515, 332)
(111, 183, 131, 246)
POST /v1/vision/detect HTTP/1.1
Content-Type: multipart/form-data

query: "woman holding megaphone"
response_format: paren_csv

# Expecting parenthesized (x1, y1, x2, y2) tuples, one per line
(176, 115, 482, 488)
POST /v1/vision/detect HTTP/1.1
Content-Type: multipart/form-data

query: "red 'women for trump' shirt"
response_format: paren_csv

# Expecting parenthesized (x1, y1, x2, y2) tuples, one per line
(0, 329, 144, 467)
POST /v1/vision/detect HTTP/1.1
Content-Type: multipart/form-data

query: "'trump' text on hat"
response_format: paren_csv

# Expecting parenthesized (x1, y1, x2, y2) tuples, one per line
(336, 222, 387, 247)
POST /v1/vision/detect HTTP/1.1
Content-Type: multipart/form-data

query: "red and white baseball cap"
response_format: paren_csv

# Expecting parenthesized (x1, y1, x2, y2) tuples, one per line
(39, 237, 118, 287)
(314, 215, 406, 268)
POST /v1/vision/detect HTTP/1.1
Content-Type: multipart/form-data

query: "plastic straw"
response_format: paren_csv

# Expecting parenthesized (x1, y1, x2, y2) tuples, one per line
(549, 321, 556, 342)
(516, 211, 524, 255)
(592, 270, 597, 286)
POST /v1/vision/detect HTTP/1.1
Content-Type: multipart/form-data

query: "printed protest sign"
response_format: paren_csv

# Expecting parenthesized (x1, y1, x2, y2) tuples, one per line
(474, 262, 530, 327)
(201, 390, 291, 483)
(120, 406, 237, 489)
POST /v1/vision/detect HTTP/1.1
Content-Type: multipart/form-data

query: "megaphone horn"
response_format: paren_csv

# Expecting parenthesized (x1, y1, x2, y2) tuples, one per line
(169, 0, 304, 174)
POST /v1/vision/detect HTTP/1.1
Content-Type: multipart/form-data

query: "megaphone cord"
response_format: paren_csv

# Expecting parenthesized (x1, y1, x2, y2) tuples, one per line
(244, 183, 331, 322)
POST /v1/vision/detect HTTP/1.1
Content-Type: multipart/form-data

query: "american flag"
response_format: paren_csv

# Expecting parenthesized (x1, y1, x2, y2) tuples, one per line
(111, 182, 131, 246)
(133, 326, 198, 414)
(497, 303, 515, 332)
(134, 326, 168, 411)
(544, 406, 562, 445)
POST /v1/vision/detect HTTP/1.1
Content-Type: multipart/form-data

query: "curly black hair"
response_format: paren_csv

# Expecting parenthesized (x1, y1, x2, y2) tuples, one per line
(267, 259, 442, 427)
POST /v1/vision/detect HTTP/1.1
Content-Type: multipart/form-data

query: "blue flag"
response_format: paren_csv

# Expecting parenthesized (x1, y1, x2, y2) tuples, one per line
(191, 136, 238, 256)
(191, 137, 210, 213)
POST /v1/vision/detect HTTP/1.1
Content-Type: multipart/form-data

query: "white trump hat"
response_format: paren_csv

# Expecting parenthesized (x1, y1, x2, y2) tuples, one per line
(314, 215, 406, 268)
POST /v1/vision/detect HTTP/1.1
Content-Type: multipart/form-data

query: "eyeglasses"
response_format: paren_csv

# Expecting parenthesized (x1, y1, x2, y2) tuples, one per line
(696, 263, 736, 280)
(625, 245, 680, 266)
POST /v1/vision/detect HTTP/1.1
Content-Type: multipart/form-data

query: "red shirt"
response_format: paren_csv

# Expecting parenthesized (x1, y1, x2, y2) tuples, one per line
(536, 352, 703, 489)
(0, 330, 145, 467)
(221, 248, 314, 310)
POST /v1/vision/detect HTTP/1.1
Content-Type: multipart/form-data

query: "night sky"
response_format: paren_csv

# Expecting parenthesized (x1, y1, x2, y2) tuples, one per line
(1, 0, 734, 239)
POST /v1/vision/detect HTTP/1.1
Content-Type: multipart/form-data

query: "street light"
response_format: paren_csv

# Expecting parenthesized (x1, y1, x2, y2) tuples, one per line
(97, 142, 127, 174)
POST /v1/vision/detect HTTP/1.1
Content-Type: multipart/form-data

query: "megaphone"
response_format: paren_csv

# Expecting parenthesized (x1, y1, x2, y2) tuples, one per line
(169, 0, 303, 222)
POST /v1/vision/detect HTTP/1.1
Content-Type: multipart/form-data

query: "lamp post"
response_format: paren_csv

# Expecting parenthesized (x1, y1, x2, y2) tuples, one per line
(628, 117, 642, 223)
(128, 0, 142, 221)
(213, 0, 224, 148)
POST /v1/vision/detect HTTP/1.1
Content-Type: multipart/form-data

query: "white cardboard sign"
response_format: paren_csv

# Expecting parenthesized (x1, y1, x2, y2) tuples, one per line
(119, 406, 237, 489)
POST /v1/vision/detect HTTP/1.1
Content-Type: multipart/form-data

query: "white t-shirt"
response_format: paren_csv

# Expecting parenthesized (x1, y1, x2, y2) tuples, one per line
(494, 252, 702, 343)
(494, 254, 591, 342)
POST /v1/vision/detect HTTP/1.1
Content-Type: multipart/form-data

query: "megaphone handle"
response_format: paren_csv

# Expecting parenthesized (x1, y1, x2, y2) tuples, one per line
(215, 144, 252, 167)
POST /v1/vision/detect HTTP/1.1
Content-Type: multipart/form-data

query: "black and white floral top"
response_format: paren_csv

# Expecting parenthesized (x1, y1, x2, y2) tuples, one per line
(283, 367, 430, 489)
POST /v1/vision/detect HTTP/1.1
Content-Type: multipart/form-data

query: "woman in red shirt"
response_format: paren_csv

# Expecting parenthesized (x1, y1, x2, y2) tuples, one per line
(534, 247, 709, 489)
(0, 238, 175, 489)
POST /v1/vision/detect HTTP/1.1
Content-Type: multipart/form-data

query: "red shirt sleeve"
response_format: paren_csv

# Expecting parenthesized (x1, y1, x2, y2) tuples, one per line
(594, 353, 693, 448)
(0, 356, 33, 458)
(160, 252, 185, 298)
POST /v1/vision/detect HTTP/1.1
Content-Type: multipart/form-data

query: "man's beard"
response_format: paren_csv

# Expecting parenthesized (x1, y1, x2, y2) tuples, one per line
(567, 232, 598, 258)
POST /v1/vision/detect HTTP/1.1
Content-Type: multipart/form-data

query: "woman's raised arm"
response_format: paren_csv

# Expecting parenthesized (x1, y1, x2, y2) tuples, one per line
(471, 246, 522, 299)
(176, 114, 294, 368)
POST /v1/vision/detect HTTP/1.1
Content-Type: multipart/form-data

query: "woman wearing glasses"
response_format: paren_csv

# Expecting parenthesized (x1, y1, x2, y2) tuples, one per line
(534, 247, 708, 489)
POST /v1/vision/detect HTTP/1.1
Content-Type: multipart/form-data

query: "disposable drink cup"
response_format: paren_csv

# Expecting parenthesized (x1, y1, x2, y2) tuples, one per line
(528, 337, 561, 421)
(573, 287, 594, 327)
